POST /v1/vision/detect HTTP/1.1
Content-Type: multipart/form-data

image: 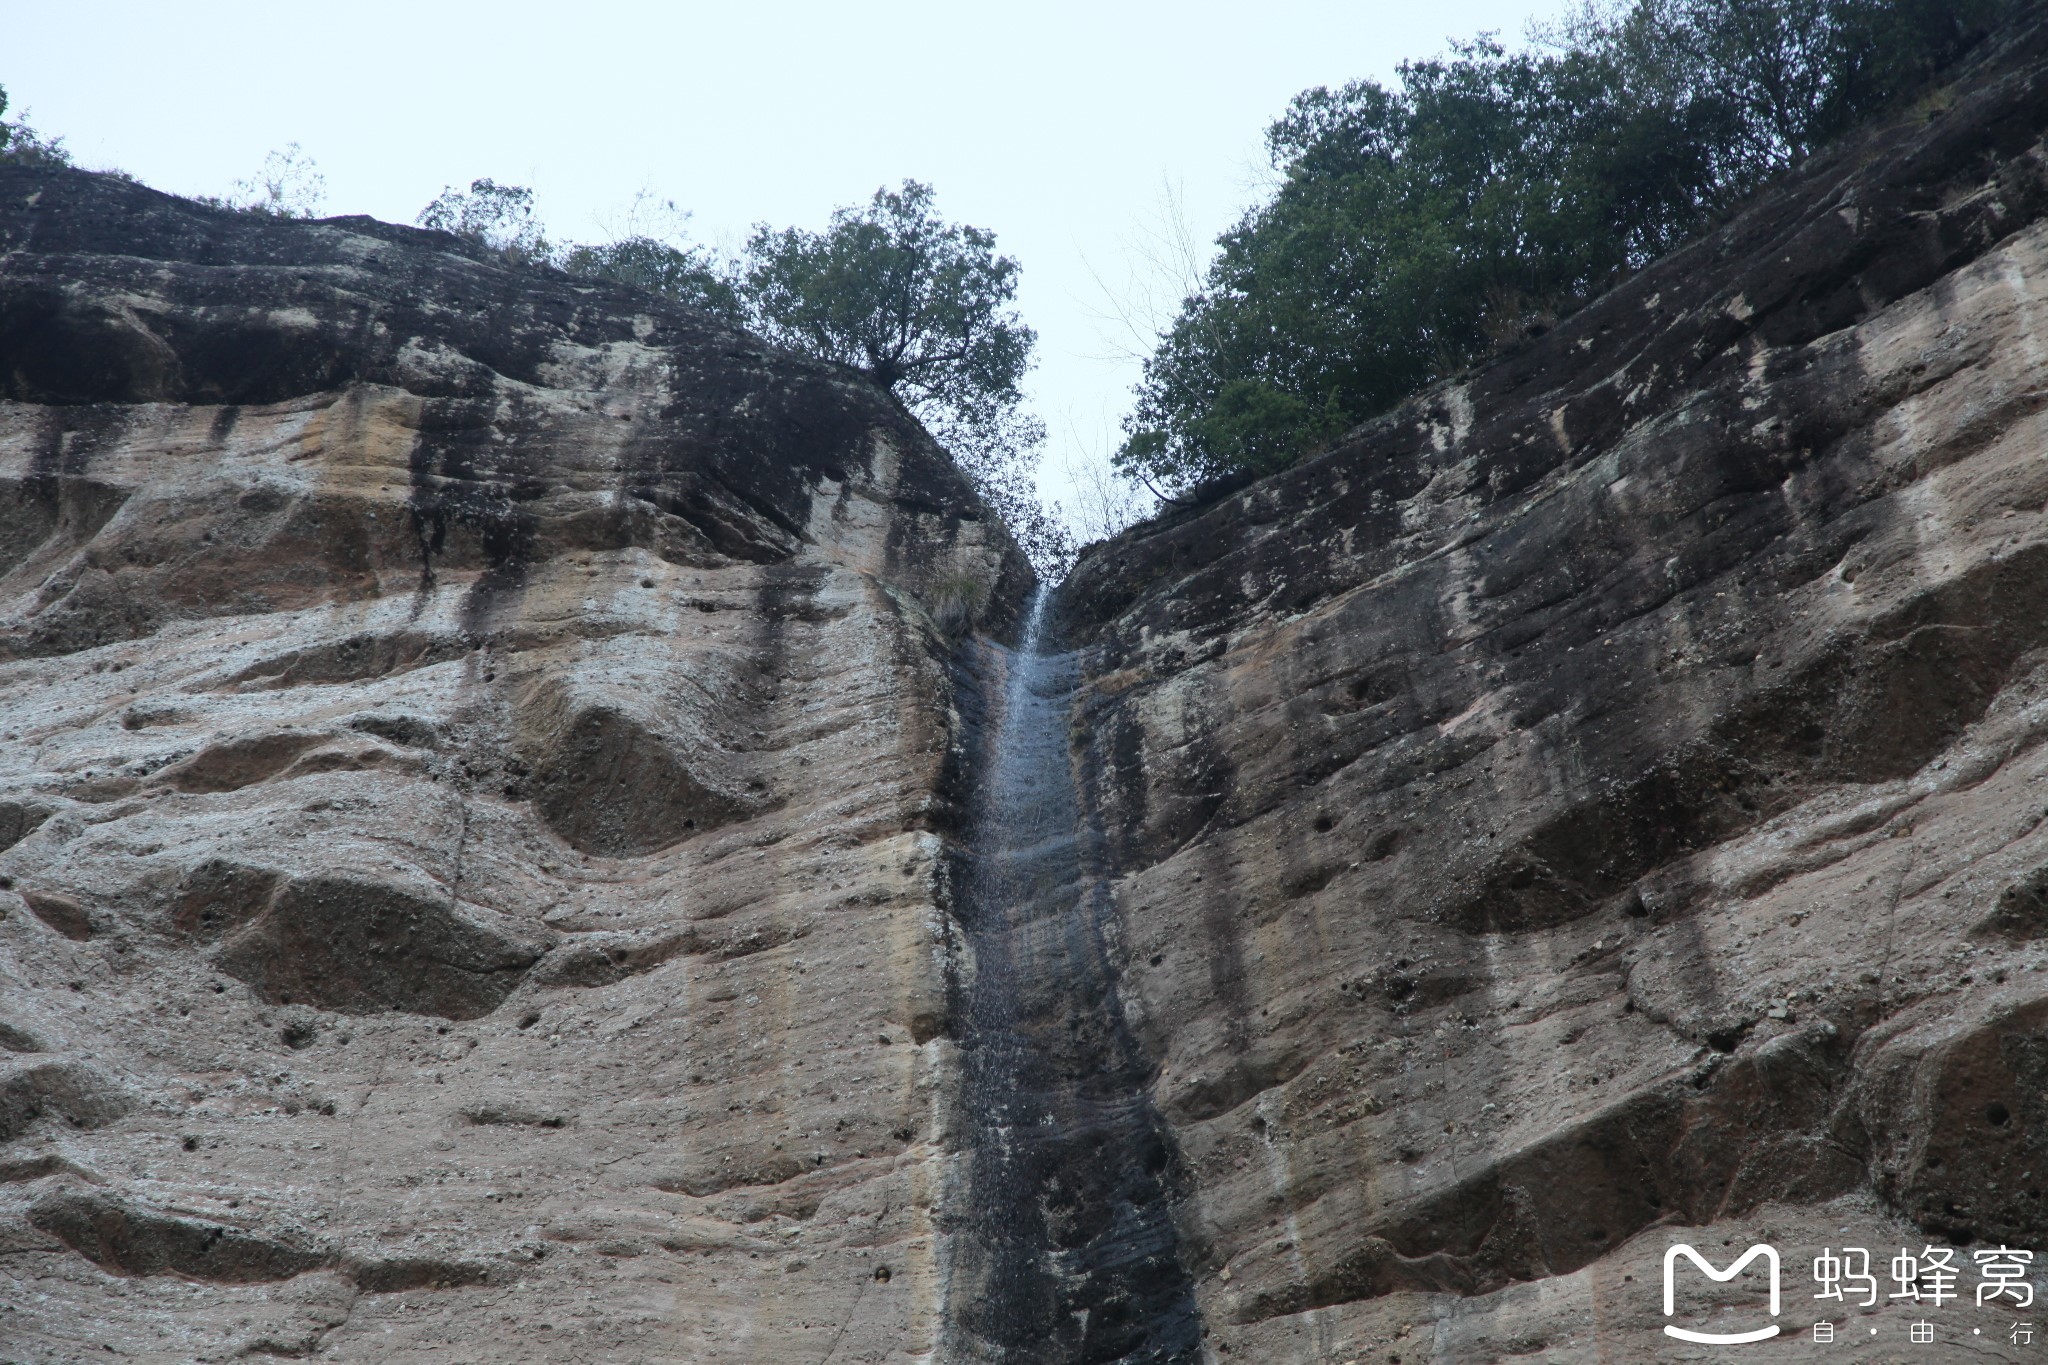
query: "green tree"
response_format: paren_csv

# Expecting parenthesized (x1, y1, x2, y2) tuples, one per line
(417, 178, 550, 261)
(743, 182, 1031, 412)
(560, 236, 745, 324)
(414, 176, 1070, 573)
(743, 181, 1069, 572)
(1119, 0, 2019, 495)
(0, 85, 72, 167)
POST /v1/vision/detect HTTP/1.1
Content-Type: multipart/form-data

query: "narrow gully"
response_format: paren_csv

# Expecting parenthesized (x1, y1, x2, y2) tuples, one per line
(941, 586, 1201, 1364)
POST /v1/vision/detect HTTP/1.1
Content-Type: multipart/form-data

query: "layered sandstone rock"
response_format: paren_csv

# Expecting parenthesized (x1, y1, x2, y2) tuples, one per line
(0, 169, 1030, 1361)
(12, 15, 2048, 1362)
(1061, 15, 2048, 1361)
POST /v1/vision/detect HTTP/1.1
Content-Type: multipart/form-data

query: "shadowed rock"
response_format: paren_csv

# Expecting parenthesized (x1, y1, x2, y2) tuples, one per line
(161, 731, 327, 793)
(30, 1189, 328, 1282)
(0, 1060, 131, 1139)
(343, 1254, 495, 1293)
(18, 888, 91, 939)
(521, 693, 756, 856)
(0, 798, 54, 853)
(201, 870, 551, 1019)
(0, 1019, 45, 1052)
(1053, 12, 2048, 1354)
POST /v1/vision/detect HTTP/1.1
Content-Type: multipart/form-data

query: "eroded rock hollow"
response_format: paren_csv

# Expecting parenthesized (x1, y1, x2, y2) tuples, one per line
(7, 12, 2048, 1361)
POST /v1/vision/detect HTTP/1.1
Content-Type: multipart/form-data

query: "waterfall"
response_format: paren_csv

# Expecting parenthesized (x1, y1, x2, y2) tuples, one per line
(942, 587, 1201, 1364)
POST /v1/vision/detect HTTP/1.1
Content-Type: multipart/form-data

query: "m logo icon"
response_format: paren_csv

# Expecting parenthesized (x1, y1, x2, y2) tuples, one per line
(1663, 1243, 1782, 1344)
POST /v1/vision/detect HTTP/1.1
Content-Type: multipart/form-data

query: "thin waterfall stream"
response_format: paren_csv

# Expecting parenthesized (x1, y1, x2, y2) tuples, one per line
(943, 587, 1201, 1364)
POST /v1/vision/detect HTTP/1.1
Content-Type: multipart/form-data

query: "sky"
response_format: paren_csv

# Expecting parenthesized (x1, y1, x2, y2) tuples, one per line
(6, 0, 1565, 531)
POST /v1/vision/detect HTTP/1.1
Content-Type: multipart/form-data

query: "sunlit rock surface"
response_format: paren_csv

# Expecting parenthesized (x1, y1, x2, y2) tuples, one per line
(0, 167, 1031, 1362)
(1059, 16, 2048, 1361)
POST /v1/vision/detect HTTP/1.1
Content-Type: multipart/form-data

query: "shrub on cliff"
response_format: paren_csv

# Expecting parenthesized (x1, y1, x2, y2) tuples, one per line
(0, 86, 71, 169)
(202, 144, 326, 219)
(1117, 0, 2022, 495)
(416, 178, 552, 263)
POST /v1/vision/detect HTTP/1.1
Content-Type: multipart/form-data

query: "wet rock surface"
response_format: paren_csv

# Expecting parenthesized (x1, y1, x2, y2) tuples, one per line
(0, 166, 1030, 1361)
(1060, 15, 2048, 1361)
(943, 597, 1198, 1364)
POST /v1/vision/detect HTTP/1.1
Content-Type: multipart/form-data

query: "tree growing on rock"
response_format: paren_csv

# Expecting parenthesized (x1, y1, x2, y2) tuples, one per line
(1117, 0, 2022, 496)
(557, 191, 747, 324)
(214, 143, 326, 218)
(416, 178, 550, 262)
(560, 235, 745, 324)
(416, 177, 1071, 574)
(742, 181, 1070, 574)
(0, 86, 71, 168)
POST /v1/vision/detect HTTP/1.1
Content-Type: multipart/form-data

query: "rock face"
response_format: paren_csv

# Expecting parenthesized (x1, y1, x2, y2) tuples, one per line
(10, 14, 2048, 1362)
(1057, 15, 2048, 1360)
(0, 168, 1032, 1361)
(942, 596, 1199, 1364)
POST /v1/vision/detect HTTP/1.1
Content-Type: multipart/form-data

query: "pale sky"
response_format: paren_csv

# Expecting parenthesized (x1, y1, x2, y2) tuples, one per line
(7, 0, 1563, 531)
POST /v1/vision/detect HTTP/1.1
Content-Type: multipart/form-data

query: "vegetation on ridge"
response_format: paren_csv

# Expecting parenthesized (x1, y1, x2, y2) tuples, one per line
(740, 182, 1063, 572)
(1116, 0, 2026, 496)
(419, 177, 1071, 574)
(0, 82, 1072, 574)
(14, 0, 2014, 569)
(0, 89, 71, 169)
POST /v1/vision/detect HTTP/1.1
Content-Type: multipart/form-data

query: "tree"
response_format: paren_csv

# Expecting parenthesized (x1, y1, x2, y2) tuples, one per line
(558, 192, 746, 322)
(743, 182, 1030, 410)
(417, 178, 550, 261)
(743, 181, 1069, 573)
(0, 86, 71, 168)
(917, 401, 1071, 579)
(1056, 442, 1157, 545)
(1118, 0, 2021, 495)
(216, 143, 326, 218)
(559, 236, 745, 323)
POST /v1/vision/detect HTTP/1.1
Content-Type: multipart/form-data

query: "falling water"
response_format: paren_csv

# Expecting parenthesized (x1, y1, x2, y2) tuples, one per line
(943, 587, 1201, 1364)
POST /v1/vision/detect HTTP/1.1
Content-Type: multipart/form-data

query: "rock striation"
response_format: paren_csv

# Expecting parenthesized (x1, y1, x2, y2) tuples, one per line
(1058, 13, 2048, 1360)
(10, 11, 2048, 1361)
(0, 167, 1032, 1361)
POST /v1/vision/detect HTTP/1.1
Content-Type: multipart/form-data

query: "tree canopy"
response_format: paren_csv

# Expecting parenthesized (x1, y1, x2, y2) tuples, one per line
(192, 143, 326, 218)
(740, 181, 1064, 570)
(742, 183, 1032, 425)
(222, 143, 326, 218)
(417, 178, 551, 261)
(1117, 0, 2021, 495)
(559, 236, 745, 323)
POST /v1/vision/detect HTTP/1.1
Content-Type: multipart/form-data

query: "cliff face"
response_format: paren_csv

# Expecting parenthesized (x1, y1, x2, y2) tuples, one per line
(10, 16, 2048, 1361)
(1061, 16, 2048, 1360)
(0, 169, 1030, 1361)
